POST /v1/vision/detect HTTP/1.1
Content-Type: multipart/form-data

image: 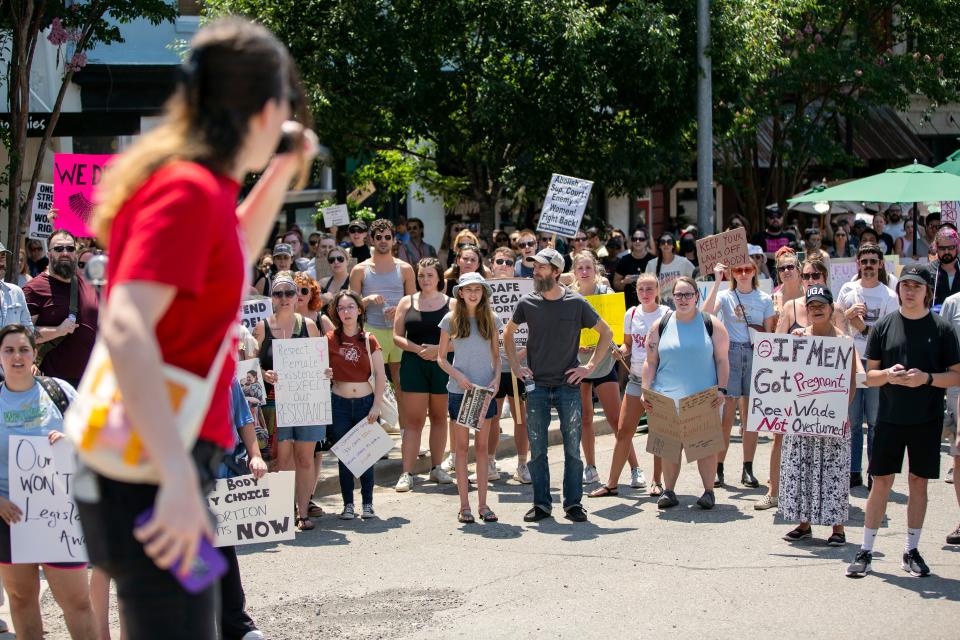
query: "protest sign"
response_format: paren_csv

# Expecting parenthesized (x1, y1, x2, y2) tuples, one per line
(455, 385, 496, 431)
(321, 204, 350, 228)
(237, 358, 266, 404)
(580, 292, 625, 347)
(536, 174, 593, 238)
(241, 297, 273, 332)
(643, 387, 722, 463)
(941, 201, 959, 226)
(29, 183, 54, 240)
(9, 436, 87, 563)
(489, 278, 535, 348)
(746, 334, 854, 439)
(331, 418, 396, 477)
(208, 471, 295, 547)
(273, 337, 332, 427)
(695, 228, 749, 275)
(829, 255, 898, 294)
(52, 153, 112, 238)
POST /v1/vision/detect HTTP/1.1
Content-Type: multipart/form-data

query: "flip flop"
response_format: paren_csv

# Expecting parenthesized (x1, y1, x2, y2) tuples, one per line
(458, 509, 475, 524)
(649, 482, 664, 497)
(479, 507, 499, 522)
(588, 485, 619, 498)
(296, 516, 315, 531)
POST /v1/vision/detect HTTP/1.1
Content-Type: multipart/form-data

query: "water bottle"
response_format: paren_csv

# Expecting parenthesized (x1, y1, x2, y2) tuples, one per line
(67, 313, 76, 323)
(524, 377, 536, 394)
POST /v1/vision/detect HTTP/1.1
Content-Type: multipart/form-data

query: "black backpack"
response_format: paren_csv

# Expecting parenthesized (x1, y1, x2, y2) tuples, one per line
(657, 310, 714, 338)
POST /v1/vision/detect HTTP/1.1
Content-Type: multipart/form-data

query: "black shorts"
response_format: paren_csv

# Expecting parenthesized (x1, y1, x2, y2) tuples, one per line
(869, 419, 941, 479)
(585, 364, 619, 387)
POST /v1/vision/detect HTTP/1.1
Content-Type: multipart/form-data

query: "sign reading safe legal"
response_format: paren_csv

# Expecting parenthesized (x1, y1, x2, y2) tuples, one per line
(746, 334, 854, 439)
(489, 279, 534, 348)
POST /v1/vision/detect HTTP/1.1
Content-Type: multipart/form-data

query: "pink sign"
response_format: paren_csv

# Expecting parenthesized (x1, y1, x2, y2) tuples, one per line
(52, 153, 113, 238)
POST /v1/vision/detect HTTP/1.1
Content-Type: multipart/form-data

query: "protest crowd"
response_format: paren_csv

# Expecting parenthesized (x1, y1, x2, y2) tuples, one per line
(1, 16, 959, 640)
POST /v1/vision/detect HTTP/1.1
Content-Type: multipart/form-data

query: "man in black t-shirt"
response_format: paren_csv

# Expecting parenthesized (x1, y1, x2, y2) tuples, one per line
(751, 209, 796, 276)
(614, 227, 655, 309)
(846, 264, 960, 579)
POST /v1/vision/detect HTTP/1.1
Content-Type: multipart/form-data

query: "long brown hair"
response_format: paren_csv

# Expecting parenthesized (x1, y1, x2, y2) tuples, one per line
(328, 290, 367, 338)
(93, 18, 310, 242)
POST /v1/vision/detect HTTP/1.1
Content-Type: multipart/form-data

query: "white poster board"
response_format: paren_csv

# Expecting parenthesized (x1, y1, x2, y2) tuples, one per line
(28, 183, 54, 240)
(489, 278, 535, 348)
(8, 436, 88, 563)
(273, 337, 332, 427)
(829, 255, 898, 294)
(241, 297, 273, 332)
(321, 204, 350, 228)
(207, 471, 295, 547)
(746, 334, 854, 438)
(537, 174, 593, 238)
(330, 418, 395, 477)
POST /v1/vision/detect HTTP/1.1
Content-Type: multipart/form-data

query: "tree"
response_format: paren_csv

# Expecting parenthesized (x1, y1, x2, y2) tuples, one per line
(2, 1, 176, 281)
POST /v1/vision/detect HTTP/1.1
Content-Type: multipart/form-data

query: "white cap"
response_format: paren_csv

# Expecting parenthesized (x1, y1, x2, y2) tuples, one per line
(747, 244, 764, 256)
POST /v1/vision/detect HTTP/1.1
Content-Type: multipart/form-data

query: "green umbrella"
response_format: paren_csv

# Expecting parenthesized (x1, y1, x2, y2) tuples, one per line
(935, 149, 960, 177)
(789, 162, 960, 258)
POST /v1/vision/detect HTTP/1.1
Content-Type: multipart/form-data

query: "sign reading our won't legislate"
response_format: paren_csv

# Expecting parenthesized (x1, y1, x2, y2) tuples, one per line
(746, 334, 854, 439)
(536, 174, 593, 238)
(274, 337, 331, 427)
(207, 472, 295, 547)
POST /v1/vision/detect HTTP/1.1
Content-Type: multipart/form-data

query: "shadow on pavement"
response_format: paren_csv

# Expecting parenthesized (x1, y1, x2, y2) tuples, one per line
(524, 517, 636, 542)
(655, 502, 752, 524)
(871, 571, 960, 601)
(457, 521, 525, 540)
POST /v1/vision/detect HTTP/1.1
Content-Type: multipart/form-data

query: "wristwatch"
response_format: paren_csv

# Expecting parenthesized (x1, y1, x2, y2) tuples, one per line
(927, 372, 934, 386)
(718, 387, 728, 395)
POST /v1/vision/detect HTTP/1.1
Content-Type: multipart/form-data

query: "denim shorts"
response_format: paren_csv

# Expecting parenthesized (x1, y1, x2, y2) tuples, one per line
(277, 424, 327, 442)
(448, 392, 498, 421)
(625, 375, 643, 397)
(727, 341, 753, 398)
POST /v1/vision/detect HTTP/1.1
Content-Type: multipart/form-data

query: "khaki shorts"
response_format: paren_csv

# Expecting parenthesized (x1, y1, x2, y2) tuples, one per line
(368, 326, 403, 364)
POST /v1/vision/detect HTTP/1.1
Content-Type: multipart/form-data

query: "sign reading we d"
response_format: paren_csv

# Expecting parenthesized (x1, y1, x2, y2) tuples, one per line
(53, 153, 113, 238)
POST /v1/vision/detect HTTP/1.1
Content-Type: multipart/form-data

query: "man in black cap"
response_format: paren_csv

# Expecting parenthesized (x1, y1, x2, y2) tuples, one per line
(846, 264, 960, 578)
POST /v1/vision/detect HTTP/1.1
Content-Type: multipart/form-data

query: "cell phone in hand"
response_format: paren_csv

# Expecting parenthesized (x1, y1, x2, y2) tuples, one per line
(134, 508, 227, 594)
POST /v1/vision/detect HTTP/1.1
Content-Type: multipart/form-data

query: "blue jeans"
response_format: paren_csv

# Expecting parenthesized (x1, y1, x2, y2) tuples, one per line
(330, 393, 375, 507)
(848, 387, 878, 474)
(525, 385, 583, 512)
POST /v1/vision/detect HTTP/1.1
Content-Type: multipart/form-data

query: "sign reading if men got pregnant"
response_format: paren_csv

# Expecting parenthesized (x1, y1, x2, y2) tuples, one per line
(746, 334, 854, 438)
(274, 337, 332, 427)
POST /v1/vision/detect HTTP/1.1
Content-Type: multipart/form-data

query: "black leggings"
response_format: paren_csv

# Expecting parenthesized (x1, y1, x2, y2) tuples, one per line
(76, 442, 224, 640)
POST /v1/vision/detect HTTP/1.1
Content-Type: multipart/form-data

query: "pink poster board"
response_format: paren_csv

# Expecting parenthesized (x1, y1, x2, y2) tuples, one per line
(53, 153, 113, 238)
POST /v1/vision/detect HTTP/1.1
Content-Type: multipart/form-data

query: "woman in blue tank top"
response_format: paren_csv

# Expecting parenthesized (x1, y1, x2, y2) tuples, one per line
(641, 277, 730, 510)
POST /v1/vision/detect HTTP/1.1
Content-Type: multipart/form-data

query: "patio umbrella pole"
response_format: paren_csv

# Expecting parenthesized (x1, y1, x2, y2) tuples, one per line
(913, 202, 918, 259)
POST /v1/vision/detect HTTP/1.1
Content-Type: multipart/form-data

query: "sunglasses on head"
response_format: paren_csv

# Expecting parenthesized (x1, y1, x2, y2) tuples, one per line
(494, 258, 515, 266)
(328, 255, 346, 263)
(456, 242, 475, 249)
(52, 245, 76, 254)
(272, 289, 297, 299)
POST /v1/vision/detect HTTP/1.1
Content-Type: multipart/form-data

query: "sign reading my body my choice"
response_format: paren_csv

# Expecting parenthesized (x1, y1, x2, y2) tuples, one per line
(746, 334, 854, 439)
(536, 174, 593, 238)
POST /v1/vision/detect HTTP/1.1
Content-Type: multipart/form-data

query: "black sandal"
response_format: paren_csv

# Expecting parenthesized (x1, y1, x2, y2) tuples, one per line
(649, 482, 664, 497)
(458, 509, 475, 524)
(588, 485, 619, 498)
(479, 507, 498, 522)
(296, 516, 315, 531)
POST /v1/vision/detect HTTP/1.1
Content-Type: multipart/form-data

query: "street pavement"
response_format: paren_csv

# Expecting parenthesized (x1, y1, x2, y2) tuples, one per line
(32, 420, 960, 639)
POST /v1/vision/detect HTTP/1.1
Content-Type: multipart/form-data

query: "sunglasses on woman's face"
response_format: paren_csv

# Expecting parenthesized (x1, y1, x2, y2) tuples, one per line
(732, 267, 754, 276)
(518, 240, 536, 248)
(272, 289, 297, 299)
(658, 239, 672, 246)
(777, 263, 797, 272)
(494, 258, 514, 266)
(328, 255, 346, 264)
(800, 272, 822, 281)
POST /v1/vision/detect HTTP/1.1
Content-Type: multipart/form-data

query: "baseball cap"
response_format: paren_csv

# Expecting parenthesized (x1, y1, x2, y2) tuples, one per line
(273, 243, 293, 257)
(805, 285, 833, 305)
(900, 264, 933, 287)
(747, 244, 764, 256)
(0, 242, 9, 254)
(528, 247, 565, 270)
(347, 219, 367, 232)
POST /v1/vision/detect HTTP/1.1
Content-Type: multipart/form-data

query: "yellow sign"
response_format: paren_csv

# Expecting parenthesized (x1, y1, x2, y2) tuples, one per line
(580, 292, 626, 347)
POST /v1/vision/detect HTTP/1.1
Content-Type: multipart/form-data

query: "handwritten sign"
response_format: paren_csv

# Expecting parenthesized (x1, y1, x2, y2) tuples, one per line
(580, 292, 625, 347)
(455, 385, 495, 431)
(695, 228, 749, 274)
(52, 153, 112, 238)
(9, 436, 87, 563)
(829, 255, 898, 293)
(29, 183, 54, 240)
(537, 174, 593, 238)
(241, 297, 273, 332)
(321, 204, 350, 228)
(746, 334, 854, 439)
(643, 388, 722, 463)
(941, 201, 959, 226)
(330, 418, 395, 477)
(237, 358, 266, 405)
(273, 337, 332, 427)
(207, 472, 295, 547)
(490, 278, 535, 348)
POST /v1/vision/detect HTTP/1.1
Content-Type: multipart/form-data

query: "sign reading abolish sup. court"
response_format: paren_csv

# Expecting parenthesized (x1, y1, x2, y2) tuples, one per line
(746, 334, 854, 439)
(536, 174, 593, 238)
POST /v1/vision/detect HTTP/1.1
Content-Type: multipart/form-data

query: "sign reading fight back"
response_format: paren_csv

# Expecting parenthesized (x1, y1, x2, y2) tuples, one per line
(537, 174, 593, 238)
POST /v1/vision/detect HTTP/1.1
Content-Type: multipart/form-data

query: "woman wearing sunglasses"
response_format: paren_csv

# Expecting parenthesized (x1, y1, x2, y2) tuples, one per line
(644, 233, 695, 308)
(703, 257, 775, 489)
(318, 246, 351, 306)
(771, 247, 803, 326)
(255, 272, 327, 531)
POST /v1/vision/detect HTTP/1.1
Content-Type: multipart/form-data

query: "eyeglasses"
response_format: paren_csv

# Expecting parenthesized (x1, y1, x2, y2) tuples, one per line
(834, 233, 847, 238)
(777, 264, 797, 272)
(858, 258, 880, 266)
(518, 240, 537, 248)
(800, 273, 822, 281)
(51, 245, 76, 254)
(272, 289, 297, 299)
(938, 245, 957, 251)
(632, 236, 647, 242)
(731, 267, 755, 276)
(673, 291, 697, 301)
(494, 258, 514, 266)
(328, 255, 346, 264)
(337, 305, 358, 313)
(374, 234, 393, 241)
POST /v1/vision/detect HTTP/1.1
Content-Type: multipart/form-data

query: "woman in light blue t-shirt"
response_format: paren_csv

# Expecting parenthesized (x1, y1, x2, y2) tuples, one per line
(438, 273, 502, 524)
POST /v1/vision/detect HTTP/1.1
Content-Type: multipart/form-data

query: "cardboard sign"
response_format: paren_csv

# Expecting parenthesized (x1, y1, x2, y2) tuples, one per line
(29, 183, 54, 240)
(829, 255, 899, 294)
(455, 385, 495, 431)
(321, 204, 350, 228)
(241, 297, 273, 332)
(273, 337, 332, 427)
(9, 436, 87, 563)
(237, 358, 266, 406)
(537, 174, 593, 238)
(208, 472, 295, 547)
(643, 387, 723, 463)
(746, 334, 854, 439)
(941, 201, 959, 226)
(330, 418, 396, 477)
(580, 292, 626, 347)
(52, 153, 112, 238)
(490, 278, 535, 348)
(695, 228, 749, 274)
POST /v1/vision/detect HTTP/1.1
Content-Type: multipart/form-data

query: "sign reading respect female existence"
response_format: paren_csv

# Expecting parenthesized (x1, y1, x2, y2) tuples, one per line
(273, 337, 332, 427)
(746, 334, 855, 439)
(536, 174, 593, 238)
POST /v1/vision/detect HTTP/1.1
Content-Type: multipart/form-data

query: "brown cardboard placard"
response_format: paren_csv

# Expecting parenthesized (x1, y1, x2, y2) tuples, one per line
(695, 228, 749, 274)
(643, 388, 684, 464)
(679, 387, 724, 463)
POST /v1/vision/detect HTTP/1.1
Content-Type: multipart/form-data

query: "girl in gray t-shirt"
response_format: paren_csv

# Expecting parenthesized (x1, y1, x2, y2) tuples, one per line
(438, 274, 502, 524)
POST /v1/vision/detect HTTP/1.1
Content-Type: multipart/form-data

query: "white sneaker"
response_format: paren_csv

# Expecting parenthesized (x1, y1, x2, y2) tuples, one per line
(0, 619, 8, 634)
(395, 472, 414, 492)
(630, 467, 646, 488)
(489, 459, 499, 480)
(440, 452, 455, 472)
(514, 462, 532, 484)
(429, 465, 454, 484)
(583, 465, 600, 484)
(241, 631, 265, 640)
(339, 504, 355, 520)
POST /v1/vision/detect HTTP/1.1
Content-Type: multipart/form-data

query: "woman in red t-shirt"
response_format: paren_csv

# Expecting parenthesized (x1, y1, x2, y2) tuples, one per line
(78, 18, 318, 639)
(326, 291, 387, 520)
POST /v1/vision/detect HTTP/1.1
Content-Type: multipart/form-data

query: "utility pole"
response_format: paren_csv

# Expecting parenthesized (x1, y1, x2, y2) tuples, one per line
(696, 0, 715, 234)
